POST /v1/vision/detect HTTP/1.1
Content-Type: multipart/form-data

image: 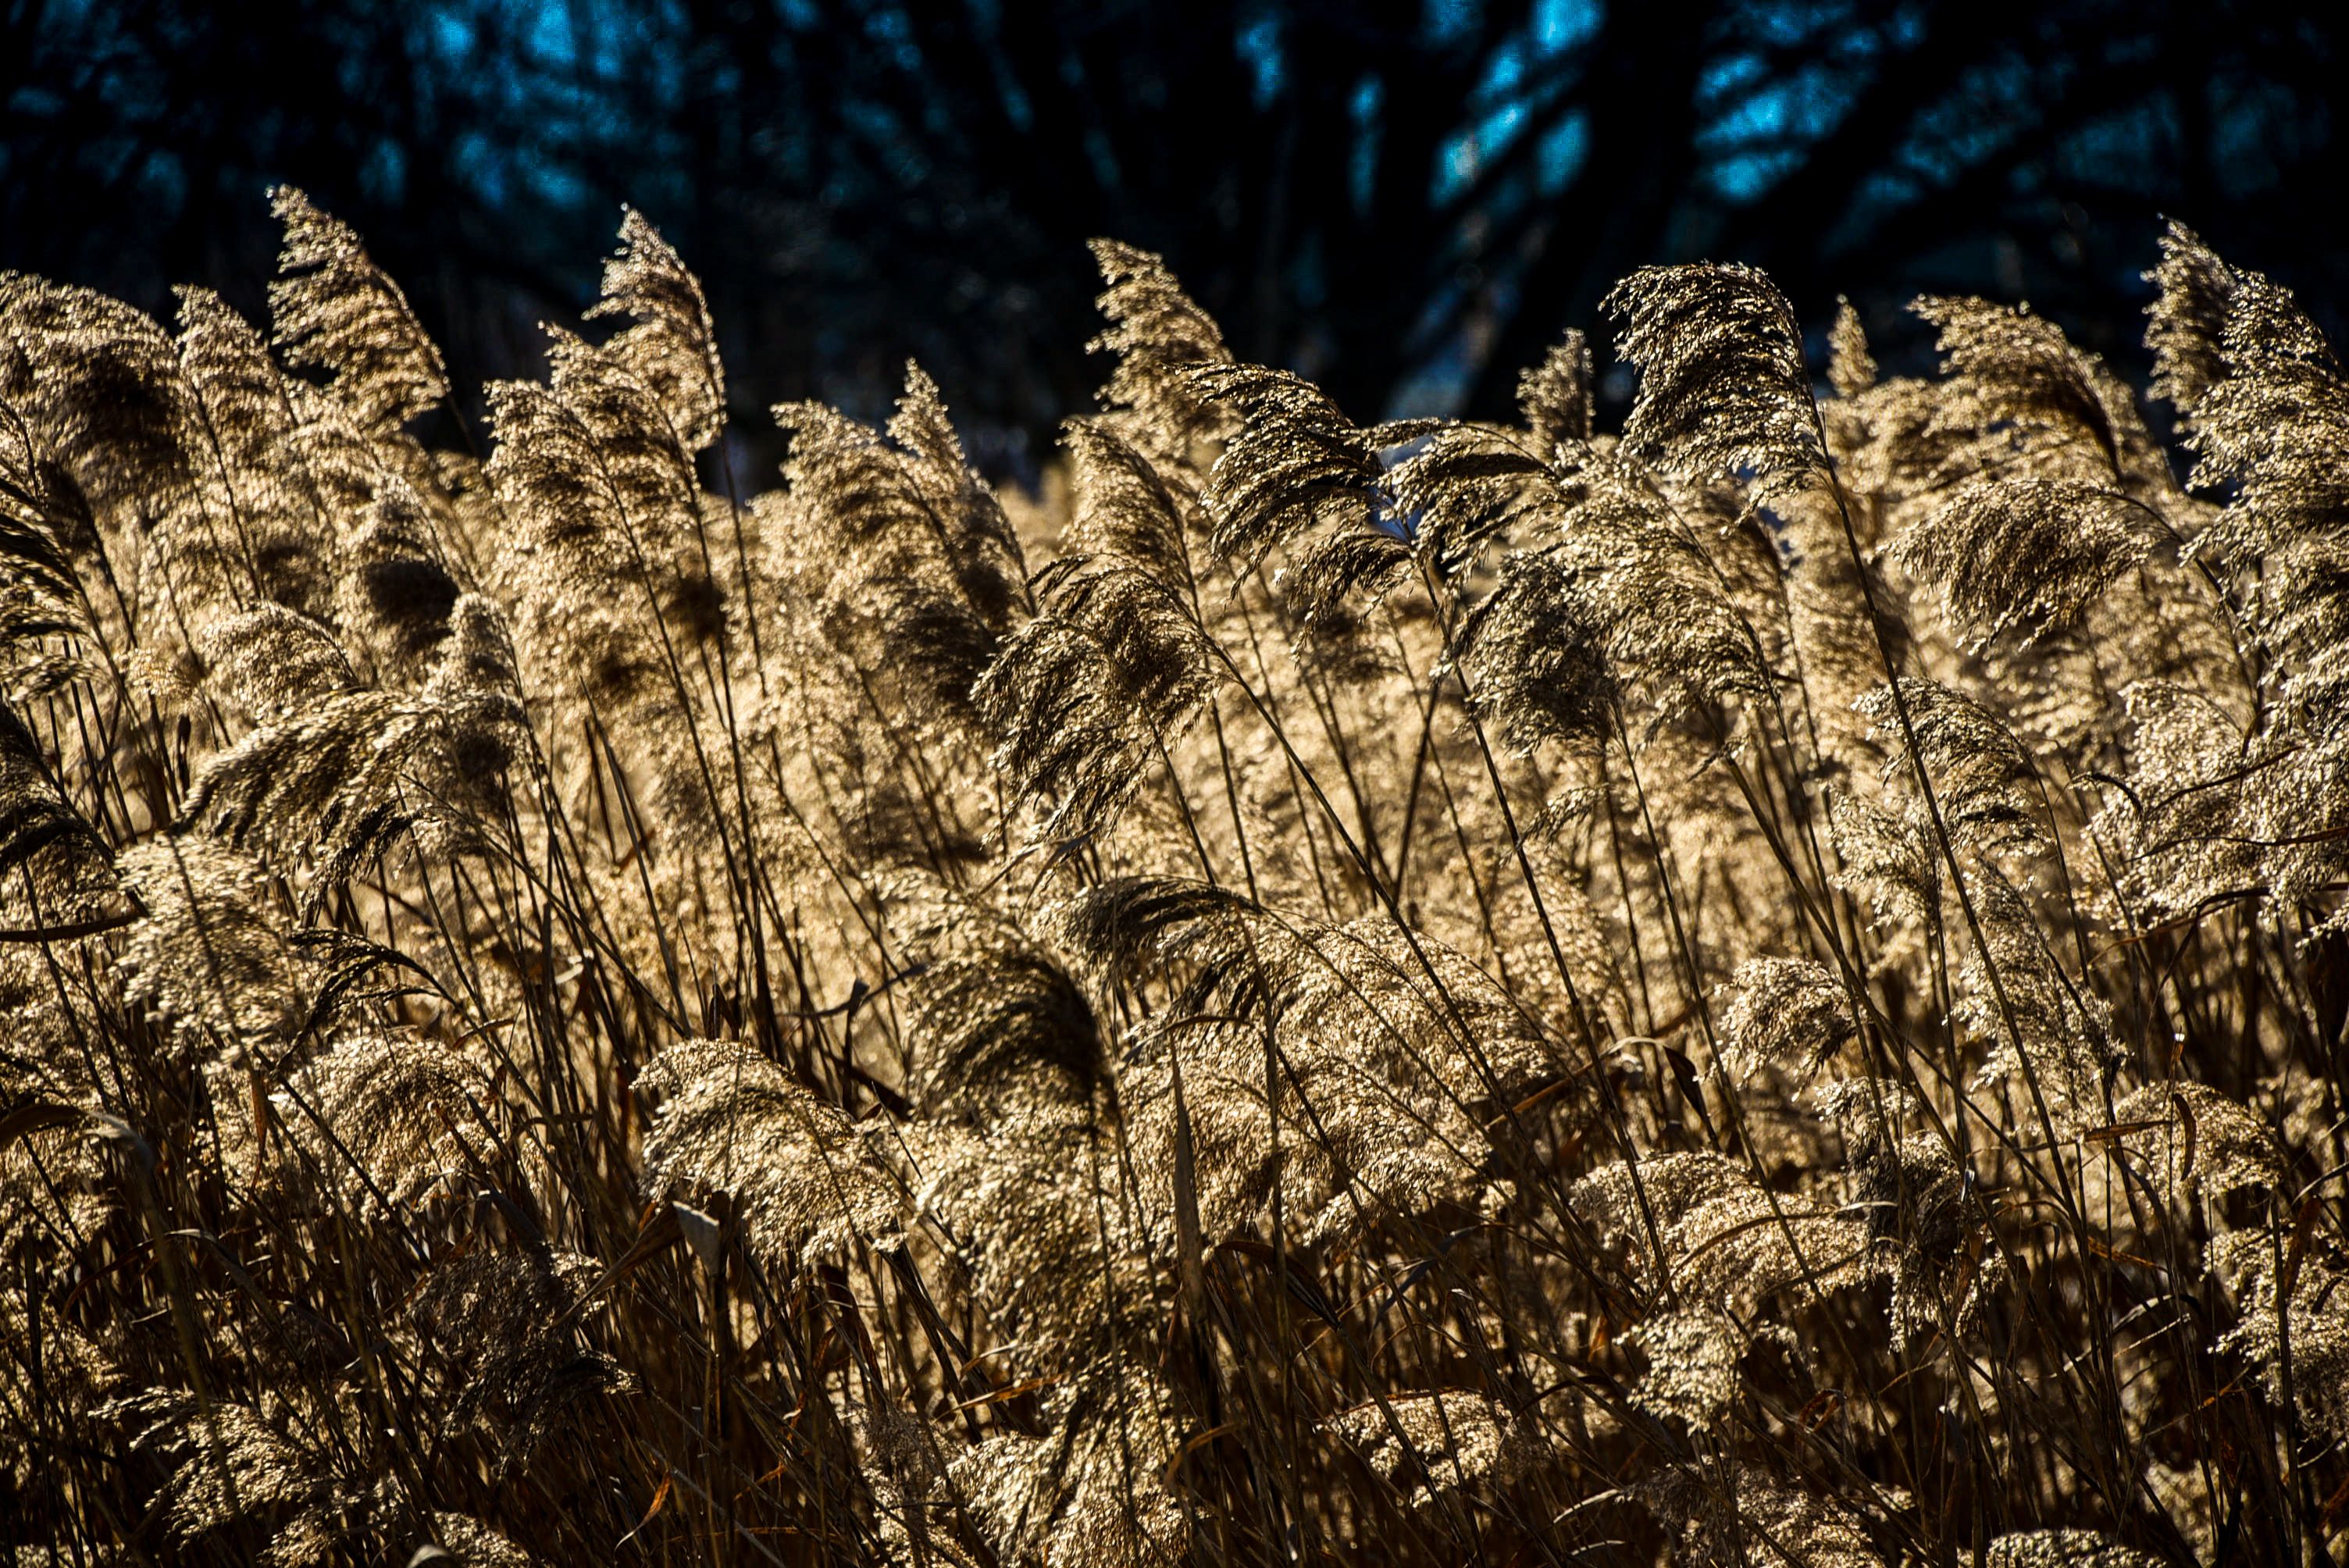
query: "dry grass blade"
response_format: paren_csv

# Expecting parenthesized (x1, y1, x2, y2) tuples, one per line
(0, 697, 128, 939)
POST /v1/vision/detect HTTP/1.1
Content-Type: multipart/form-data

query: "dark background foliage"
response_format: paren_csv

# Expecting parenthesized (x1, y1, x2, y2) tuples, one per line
(5, 0, 2342, 475)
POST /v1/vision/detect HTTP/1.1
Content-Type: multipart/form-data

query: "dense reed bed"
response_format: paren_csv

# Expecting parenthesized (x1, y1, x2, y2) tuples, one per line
(2, 194, 2344, 1565)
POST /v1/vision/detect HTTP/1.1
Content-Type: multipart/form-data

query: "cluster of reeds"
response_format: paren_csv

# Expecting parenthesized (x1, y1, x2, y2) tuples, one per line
(2, 193, 2344, 1565)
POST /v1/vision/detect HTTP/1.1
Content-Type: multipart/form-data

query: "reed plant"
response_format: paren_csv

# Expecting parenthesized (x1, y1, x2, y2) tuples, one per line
(2, 195, 2344, 1565)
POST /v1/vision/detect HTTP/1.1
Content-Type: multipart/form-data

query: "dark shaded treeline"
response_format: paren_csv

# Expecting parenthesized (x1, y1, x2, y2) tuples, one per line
(5, 0, 2343, 472)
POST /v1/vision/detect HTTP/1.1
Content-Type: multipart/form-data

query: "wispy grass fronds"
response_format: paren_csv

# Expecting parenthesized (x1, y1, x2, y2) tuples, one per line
(3, 193, 2344, 1567)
